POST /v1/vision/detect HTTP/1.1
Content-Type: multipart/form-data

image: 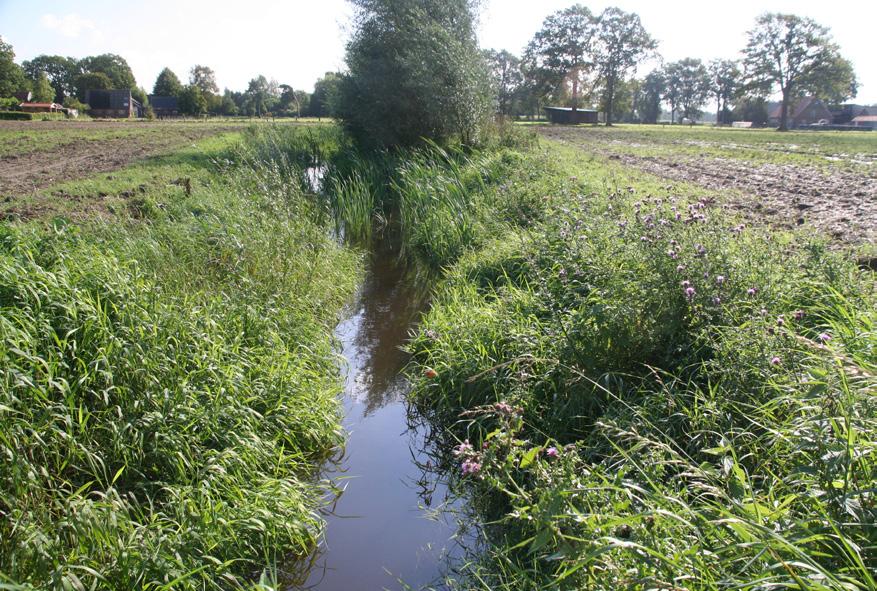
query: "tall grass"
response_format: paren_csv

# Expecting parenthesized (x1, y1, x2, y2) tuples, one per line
(406, 144, 876, 589)
(0, 125, 360, 589)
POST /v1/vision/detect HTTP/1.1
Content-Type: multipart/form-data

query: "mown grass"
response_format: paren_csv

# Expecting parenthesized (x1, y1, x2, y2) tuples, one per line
(0, 124, 361, 589)
(402, 135, 876, 589)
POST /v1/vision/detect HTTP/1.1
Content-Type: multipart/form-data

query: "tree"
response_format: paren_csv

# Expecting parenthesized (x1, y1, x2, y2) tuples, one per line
(80, 54, 136, 89)
(664, 58, 710, 122)
(743, 13, 856, 131)
(31, 72, 55, 103)
(178, 85, 207, 115)
(219, 90, 239, 116)
(592, 7, 656, 125)
(484, 49, 523, 117)
(0, 37, 27, 98)
(638, 70, 665, 123)
(74, 72, 113, 101)
(309, 72, 341, 118)
(337, 0, 492, 147)
(524, 5, 596, 111)
(707, 59, 740, 125)
(153, 67, 183, 97)
(22, 55, 80, 101)
(189, 65, 219, 95)
(245, 75, 274, 116)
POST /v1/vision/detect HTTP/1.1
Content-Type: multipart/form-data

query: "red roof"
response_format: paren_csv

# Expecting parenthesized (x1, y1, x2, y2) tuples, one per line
(852, 115, 877, 122)
(20, 102, 59, 108)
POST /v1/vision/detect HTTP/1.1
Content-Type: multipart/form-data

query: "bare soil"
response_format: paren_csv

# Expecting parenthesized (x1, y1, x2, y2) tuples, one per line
(540, 126, 877, 246)
(0, 121, 239, 197)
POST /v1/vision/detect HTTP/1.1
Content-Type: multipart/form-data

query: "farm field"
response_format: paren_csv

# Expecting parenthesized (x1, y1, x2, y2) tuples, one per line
(538, 124, 877, 247)
(0, 119, 323, 202)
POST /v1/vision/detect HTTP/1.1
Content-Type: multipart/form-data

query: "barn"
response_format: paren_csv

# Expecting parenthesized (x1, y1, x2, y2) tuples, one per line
(19, 102, 64, 113)
(543, 106, 599, 124)
(148, 95, 180, 118)
(86, 89, 144, 118)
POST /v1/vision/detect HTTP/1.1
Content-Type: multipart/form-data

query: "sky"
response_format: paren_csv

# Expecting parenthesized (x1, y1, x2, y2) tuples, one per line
(1, 0, 875, 103)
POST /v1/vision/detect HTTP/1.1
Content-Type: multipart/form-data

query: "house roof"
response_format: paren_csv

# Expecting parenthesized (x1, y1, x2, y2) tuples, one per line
(20, 102, 59, 108)
(852, 115, 877, 122)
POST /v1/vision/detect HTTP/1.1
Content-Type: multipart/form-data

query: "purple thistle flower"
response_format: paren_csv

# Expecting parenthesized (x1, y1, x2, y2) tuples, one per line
(712, 296, 721, 306)
(461, 460, 482, 475)
(777, 316, 785, 327)
(747, 288, 757, 296)
(676, 264, 686, 272)
(818, 333, 832, 343)
(794, 310, 805, 321)
(453, 440, 473, 457)
(716, 275, 725, 285)
(545, 447, 560, 458)
(685, 286, 696, 299)
(770, 356, 781, 366)
(681, 280, 690, 288)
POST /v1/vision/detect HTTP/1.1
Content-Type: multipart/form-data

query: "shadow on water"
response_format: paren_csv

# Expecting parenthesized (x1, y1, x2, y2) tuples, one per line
(286, 224, 474, 590)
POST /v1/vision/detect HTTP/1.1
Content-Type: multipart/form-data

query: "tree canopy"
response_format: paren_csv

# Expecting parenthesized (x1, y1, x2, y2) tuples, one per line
(337, 0, 492, 147)
(708, 59, 741, 125)
(22, 55, 79, 102)
(664, 58, 710, 122)
(0, 37, 27, 98)
(31, 72, 55, 103)
(524, 5, 596, 110)
(484, 49, 524, 117)
(153, 68, 183, 97)
(79, 54, 136, 89)
(189, 65, 219, 95)
(743, 13, 856, 130)
(592, 6, 656, 125)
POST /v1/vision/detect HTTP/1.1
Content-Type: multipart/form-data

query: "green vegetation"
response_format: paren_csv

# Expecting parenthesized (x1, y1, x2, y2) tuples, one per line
(395, 136, 875, 588)
(0, 124, 361, 589)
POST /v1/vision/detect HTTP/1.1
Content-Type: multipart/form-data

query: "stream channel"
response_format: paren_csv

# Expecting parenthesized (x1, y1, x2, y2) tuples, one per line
(296, 233, 469, 590)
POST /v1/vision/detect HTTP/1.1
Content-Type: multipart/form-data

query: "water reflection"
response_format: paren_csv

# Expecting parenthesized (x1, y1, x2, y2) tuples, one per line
(293, 234, 465, 591)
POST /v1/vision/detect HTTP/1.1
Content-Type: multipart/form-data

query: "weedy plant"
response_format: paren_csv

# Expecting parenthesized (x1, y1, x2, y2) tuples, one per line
(0, 125, 360, 589)
(407, 146, 876, 589)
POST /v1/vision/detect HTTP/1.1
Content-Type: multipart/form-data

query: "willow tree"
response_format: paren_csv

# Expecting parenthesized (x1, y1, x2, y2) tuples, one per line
(743, 13, 856, 131)
(337, 0, 492, 147)
(593, 7, 656, 125)
(524, 5, 596, 111)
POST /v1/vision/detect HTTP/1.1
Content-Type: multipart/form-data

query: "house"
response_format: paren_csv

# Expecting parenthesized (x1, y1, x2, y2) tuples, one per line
(830, 104, 869, 125)
(766, 96, 832, 128)
(86, 89, 144, 118)
(148, 95, 179, 118)
(544, 106, 599, 124)
(850, 115, 877, 130)
(14, 91, 32, 103)
(19, 102, 64, 113)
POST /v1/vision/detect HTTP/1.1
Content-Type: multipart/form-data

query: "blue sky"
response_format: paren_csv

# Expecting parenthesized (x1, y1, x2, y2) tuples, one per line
(1, 0, 875, 102)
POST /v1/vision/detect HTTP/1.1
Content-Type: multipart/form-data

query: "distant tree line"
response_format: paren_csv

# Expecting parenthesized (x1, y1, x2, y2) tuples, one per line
(0, 7, 864, 132)
(0, 36, 342, 119)
(483, 9, 859, 130)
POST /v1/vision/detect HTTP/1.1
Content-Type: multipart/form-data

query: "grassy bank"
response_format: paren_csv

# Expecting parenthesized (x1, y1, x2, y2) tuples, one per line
(0, 125, 360, 589)
(403, 137, 876, 589)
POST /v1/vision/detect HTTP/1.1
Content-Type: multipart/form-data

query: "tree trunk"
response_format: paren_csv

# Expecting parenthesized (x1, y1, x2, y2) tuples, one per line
(716, 98, 721, 126)
(778, 86, 791, 131)
(605, 75, 615, 126)
(571, 73, 579, 113)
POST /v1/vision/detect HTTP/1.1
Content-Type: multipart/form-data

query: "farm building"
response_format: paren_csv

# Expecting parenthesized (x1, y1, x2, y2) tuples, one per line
(86, 89, 144, 118)
(544, 106, 599, 124)
(850, 115, 877, 130)
(767, 96, 832, 128)
(13, 91, 32, 103)
(148, 95, 180, 118)
(19, 102, 64, 113)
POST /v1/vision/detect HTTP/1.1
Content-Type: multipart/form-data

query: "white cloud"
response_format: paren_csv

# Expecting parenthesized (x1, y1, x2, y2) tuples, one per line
(40, 13, 102, 41)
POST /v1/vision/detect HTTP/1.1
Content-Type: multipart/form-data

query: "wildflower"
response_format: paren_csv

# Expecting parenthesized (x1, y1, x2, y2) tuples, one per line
(494, 401, 515, 415)
(667, 250, 677, 259)
(424, 368, 438, 379)
(685, 286, 696, 299)
(776, 316, 785, 327)
(676, 264, 686, 272)
(747, 287, 757, 296)
(461, 460, 481, 476)
(760, 308, 768, 316)
(695, 244, 706, 256)
(793, 310, 805, 321)
(716, 275, 725, 285)
(682, 280, 690, 288)
(712, 296, 721, 305)
(770, 356, 781, 366)
(545, 447, 560, 458)
(453, 440, 473, 457)
(818, 332, 832, 343)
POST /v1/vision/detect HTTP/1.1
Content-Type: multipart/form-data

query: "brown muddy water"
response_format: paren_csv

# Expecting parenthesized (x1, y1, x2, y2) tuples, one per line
(295, 237, 467, 590)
